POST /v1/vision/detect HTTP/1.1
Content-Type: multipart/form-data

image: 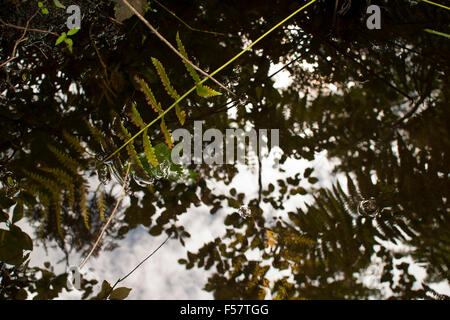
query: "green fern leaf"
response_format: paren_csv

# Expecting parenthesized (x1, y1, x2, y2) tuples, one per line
(151, 57, 186, 125)
(160, 120, 173, 149)
(138, 78, 161, 113)
(175, 106, 186, 126)
(143, 129, 159, 167)
(130, 103, 146, 129)
(117, 122, 147, 172)
(176, 32, 201, 83)
(151, 57, 179, 98)
(176, 32, 221, 99)
(196, 84, 222, 97)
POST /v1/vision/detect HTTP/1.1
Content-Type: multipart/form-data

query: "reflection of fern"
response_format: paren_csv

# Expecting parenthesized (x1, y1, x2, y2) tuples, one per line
(21, 129, 108, 239)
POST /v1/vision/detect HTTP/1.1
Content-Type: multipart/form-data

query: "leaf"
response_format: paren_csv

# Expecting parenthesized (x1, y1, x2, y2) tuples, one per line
(303, 167, 314, 178)
(151, 57, 186, 126)
(67, 28, 79, 36)
(62, 131, 85, 155)
(53, 0, 66, 9)
(118, 122, 146, 171)
(130, 103, 146, 128)
(64, 38, 73, 53)
(196, 84, 222, 97)
(308, 177, 319, 184)
(12, 202, 24, 224)
(176, 32, 201, 83)
(55, 32, 67, 45)
(151, 57, 179, 99)
(176, 32, 221, 99)
(92, 280, 112, 300)
(265, 229, 277, 248)
(96, 189, 105, 222)
(81, 186, 89, 230)
(42, 8, 49, 15)
(160, 120, 173, 149)
(109, 287, 132, 300)
(38, 2, 44, 8)
(143, 130, 159, 167)
(6, 176, 15, 187)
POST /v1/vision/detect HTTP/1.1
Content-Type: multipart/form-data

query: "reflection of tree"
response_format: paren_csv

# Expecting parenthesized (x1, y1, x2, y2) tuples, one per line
(1, 0, 449, 299)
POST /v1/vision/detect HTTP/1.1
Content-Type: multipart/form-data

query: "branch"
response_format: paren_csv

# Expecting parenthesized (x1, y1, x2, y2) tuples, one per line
(0, 10, 41, 68)
(0, 18, 58, 36)
(105, 235, 171, 299)
(153, 0, 228, 37)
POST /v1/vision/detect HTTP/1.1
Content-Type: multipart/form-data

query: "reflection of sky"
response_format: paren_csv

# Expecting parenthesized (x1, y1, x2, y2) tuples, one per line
(21, 68, 450, 300)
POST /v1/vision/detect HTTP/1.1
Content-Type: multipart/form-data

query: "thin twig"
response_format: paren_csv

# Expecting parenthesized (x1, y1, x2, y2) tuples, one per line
(0, 18, 58, 36)
(105, 235, 171, 298)
(153, 0, 228, 37)
(89, 24, 108, 79)
(79, 162, 132, 269)
(0, 10, 40, 68)
(120, 0, 236, 98)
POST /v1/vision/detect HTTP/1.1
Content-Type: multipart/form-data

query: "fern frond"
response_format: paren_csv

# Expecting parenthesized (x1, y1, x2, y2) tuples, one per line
(117, 121, 146, 171)
(176, 32, 221, 99)
(160, 120, 174, 149)
(26, 183, 52, 208)
(47, 145, 82, 175)
(85, 119, 108, 148)
(96, 186, 106, 222)
(195, 84, 222, 97)
(130, 103, 147, 129)
(37, 206, 49, 239)
(54, 196, 63, 239)
(138, 78, 161, 113)
(143, 129, 159, 167)
(23, 170, 61, 198)
(151, 57, 179, 99)
(62, 130, 86, 155)
(80, 185, 89, 230)
(151, 57, 186, 125)
(176, 32, 201, 83)
(175, 105, 186, 126)
(40, 167, 76, 209)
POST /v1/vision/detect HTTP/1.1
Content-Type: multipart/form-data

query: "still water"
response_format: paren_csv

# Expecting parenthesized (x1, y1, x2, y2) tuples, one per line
(0, 0, 449, 299)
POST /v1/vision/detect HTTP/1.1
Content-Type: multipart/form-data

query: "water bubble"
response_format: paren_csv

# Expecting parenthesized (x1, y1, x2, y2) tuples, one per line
(358, 197, 379, 217)
(159, 160, 170, 178)
(96, 163, 111, 185)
